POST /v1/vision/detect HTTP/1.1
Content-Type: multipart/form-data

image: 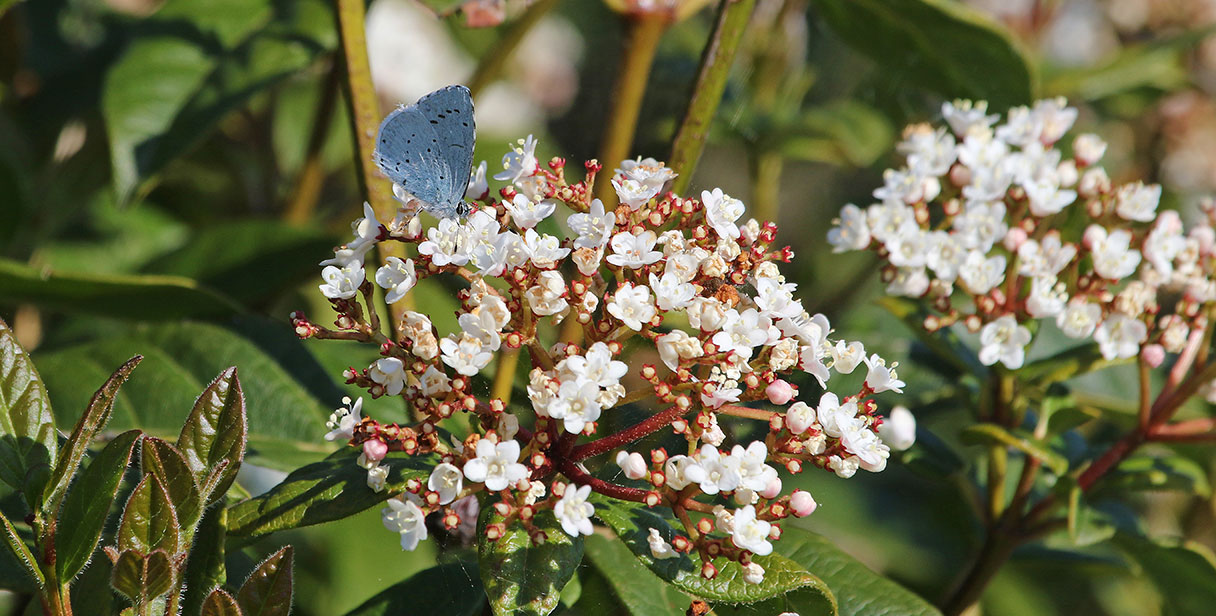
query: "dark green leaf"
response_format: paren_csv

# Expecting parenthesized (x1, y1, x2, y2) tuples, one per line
(176, 368, 246, 504)
(1094, 455, 1211, 498)
(1020, 343, 1131, 386)
(42, 356, 142, 515)
(1114, 532, 1216, 616)
(878, 297, 982, 379)
(0, 258, 243, 320)
(959, 424, 1069, 475)
(781, 102, 895, 167)
(478, 508, 583, 616)
(55, 430, 142, 583)
(142, 221, 335, 306)
(0, 508, 42, 590)
(1043, 28, 1216, 101)
(236, 546, 293, 616)
(591, 496, 835, 606)
(70, 547, 118, 615)
(226, 450, 437, 538)
(0, 317, 58, 498)
(142, 438, 204, 537)
(895, 426, 965, 479)
(582, 534, 691, 615)
(35, 322, 334, 471)
(111, 548, 175, 604)
(182, 505, 229, 616)
(344, 562, 485, 616)
(812, 0, 1033, 109)
(117, 474, 181, 556)
(202, 589, 244, 616)
(773, 528, 942, 616)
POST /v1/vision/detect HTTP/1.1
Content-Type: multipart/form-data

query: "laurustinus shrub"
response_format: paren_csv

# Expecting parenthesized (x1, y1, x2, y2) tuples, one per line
(293, 136, 910, 583)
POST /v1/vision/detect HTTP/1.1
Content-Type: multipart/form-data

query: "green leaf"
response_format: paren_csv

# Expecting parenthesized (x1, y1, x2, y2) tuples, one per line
(1043, 28, 1216, 102)
(0, 258, 243, 320)
(959, 424, 1069, 475)
(591, 496, 835, 606)
(142, 438, 204, 537)
(773, 528, 942, 616)
(111, 548, 175, 604)
(226, 450, 437, 538)
(781, 102, 895, 167)
(42, 356, 142, 515)
(35, 322, 334, 471)
(582, 534, 691, 615)
(202, 589, 244, 616)
(344, 562, 485, 616)
(1093, 455, 1211, 498)
(1020, 344, 1130, 386)
(117, 473, 181, 556)
(1114, 532, 1216, 615)
(0, 509, 42, 590)
(878, 297, 982, 379)
(236, 546, 293, 616)
(895, 426, 965, 479)
(70, 546, 119, 615)
(182, 505, 229, 616)
(478, 508, 583, 616)
(0, 317, 58, 498)
(142, 221, 336, 307)
(55, 430, 142, 583)
(177, 368, 246, 504)
(812, 0, 1033, 109)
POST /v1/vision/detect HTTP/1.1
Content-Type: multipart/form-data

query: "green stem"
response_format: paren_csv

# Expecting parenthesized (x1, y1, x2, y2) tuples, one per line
(467, 0, 561, 98)
(284, 59, 340, 226)
(669, 0, 757, 195)
(334, 0, 413, 323)
(595, 13, 669, 205)
(749, 149, 782, 224)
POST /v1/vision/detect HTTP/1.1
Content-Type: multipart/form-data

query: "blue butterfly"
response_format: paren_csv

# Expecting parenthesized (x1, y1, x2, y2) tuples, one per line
(374, 85, 475, 219)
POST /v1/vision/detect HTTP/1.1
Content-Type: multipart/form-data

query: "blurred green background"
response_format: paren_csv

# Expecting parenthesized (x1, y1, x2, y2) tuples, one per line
(2, 0, 1215, 613)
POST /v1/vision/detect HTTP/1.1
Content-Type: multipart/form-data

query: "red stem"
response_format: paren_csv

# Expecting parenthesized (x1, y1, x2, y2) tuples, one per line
(569, 404, 689, 462)
(557, 457, 649, 502)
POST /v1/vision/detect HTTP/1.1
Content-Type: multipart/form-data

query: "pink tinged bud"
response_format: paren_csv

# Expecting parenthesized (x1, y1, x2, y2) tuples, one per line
(1003, 228, 1028, 252)
(462, 0, 505, 27)
(363, 439, 388, 462)
(615, 451, 648, 480)
(766, 380, 795, 405)
(784, 401, 816, 435)
(790, 490, 818, 517)
(761, 476, 783, 499)
(1142, 344, 1166, 368)
(1082, 224, 1104, 250)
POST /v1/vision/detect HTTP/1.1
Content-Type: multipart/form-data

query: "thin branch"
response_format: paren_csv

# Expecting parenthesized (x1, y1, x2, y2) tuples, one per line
(467, 0, 562, 98)
(570, 404, 690, 461)
(285, 59, 340, 225)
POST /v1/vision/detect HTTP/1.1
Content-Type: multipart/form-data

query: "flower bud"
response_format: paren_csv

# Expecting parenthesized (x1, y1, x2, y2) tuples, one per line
(615, 451, 648, 480)
(1141, 344, 1166, 368)
(877, 405, 917, 451)
(785, 401, 816, 435)
(766, 379, 795, 405)
(760, 476, 783, 499)
(362, 439, 388, 462)
(790, 490, 818, 517)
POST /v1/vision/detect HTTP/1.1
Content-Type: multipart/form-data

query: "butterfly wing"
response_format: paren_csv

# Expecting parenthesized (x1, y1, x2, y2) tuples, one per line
(374, 104, 452, 210)
(412, 85, 475, 214)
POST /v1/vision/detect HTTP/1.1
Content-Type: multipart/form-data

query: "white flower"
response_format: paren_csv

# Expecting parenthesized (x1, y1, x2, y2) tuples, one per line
(647, 528, 678, 559)
(606, 231, 663, 268)
(840, 423, 889, 472)
(463, 438, 528, 491)
(958, 251, 1006, 295)
(324, 397, 363, 442)
(701, 188, 746, 240)
(887, 267, 930, 297)
(743, 562, 765, 585)
(873, 167, 940, 204)
(664, 455, 706, 490)
(1073, 134, 1107, 166)
(615, 451, 648, 480)
(978, 315, 1032, 369)
(1114, 181, 1161, 222)
(828, 454, 860, 479)
(525, 271, 569, 317)
(1057, 302, 1102, 339)
(562, 342, 628, 390)
(816, 392, 857, 438)
(942, 99, 998, 135)
(754, 278, 802, 319)
(319, 263, 365, 300)
(374, 257, 417, 304)
(554, 484, 595, 537)
(417, 218, 468, 267)
(567, 199, 614, 249)
(732, 441, 778, 493)
(1144, 211, 1186, 277)
(612, 177, 663, 208)
(687, 297, 729, 331)
(552, 378, 602, 434)
(701, 384, 741, 410)
(1018, 234, 1076, 277)
(322, 202, 382, 266)
(440, 333, 493, 376)
(1089, 227, 1141, 280)
(649, 271, 696, 311)
(828, 203, 871, 252)
(494, 134, 539, 183)
(899, 125, 957, 175)
(417, 365, 451, 398)
(1024, 178, 1076, 217)
(382, 494, 428, 551)
(428, 462, 464, 505)
(769, 338, 800, 372)
(657, 330, 702, 371)
(369, 357, 408, 396)
(367, 465, 388, 492)
(952, 201, 1008, 252)
(606, 283, 656, 331)
(785, 401, 816, 435)
(1094, 313, 1147, 360)
(729, 505, 772, 556)
(863, 354, 905, 393)
(926, 231, 966, 282)
(617, 157, 677, 189)
(829, 341, 865, 374)
(696, 445, 741, 495)
(505, 194, 556, 229)
(1026, 276, 1067, 318)
(465, 160, 489, 200)
(522, 228, 570, 268)
(712, 309, 769, 360)
(878, 405, 916, 451)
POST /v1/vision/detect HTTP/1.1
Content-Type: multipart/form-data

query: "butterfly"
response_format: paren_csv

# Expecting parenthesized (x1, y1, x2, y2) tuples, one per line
(374, 85, 476, 219)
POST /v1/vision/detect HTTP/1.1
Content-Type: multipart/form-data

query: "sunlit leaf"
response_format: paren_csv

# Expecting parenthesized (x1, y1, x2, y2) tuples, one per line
(478, 508, 583, 616)
(55, 430, 142, 583)
(0, 317, 57, 501)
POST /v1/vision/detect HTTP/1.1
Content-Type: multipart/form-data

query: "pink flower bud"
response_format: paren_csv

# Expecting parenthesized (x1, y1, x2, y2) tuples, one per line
(761, 476, 783, 499)
(615, 450, 648, 480)
(1003, 227, 1028, 252)
(785, 401, 816, 435)
(363, 439, 388, 462)
(790, 490, 818, 517)
(1141, 344, 1166, 368)
(1082, 224, 1105, 250)
(766, 379, 795, 405)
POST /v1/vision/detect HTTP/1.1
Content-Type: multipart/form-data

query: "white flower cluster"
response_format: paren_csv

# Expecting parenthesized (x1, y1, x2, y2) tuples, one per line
(830, 98, 1216, 370)
(306, 138, 907, 575)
